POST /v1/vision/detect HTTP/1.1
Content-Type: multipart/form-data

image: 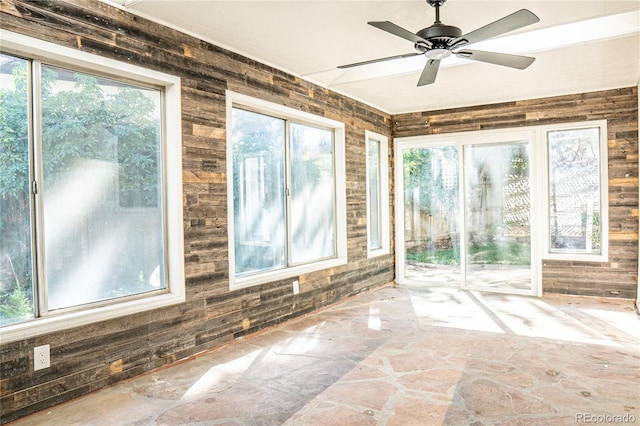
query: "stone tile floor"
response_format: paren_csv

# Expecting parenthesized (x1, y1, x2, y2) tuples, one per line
(10, 284, 640, 425)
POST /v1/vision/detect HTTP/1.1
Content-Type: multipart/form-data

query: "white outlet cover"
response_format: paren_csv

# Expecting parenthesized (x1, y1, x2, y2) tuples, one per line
(292, 280, 299, 295)
(34, 344, 50, 371)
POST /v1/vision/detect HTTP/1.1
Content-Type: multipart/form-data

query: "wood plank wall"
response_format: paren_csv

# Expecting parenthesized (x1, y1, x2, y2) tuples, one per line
(392, 87, 639, 298)
(0, 1, 394, 422)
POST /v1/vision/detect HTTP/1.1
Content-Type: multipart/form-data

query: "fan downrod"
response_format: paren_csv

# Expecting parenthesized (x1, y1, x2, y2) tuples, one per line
(426, 0, 446, 23)
(416, 0, 461, 44)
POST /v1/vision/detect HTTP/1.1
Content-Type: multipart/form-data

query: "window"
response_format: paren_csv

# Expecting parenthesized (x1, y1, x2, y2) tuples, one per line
(396, 131, 536, 294)
(227, 91, 347, 289)
(544, 123, 608, 260)
(395, 120, 609, 294)
(0, 31, 184, 341)
(365, 131, 390, 257)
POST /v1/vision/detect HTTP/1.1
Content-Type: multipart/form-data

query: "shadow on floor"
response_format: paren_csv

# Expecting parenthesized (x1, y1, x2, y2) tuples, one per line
(10, 285, 640, 425)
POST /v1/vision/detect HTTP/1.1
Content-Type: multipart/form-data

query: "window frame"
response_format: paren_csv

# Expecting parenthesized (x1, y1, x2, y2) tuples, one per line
(226, 91, 347, 290)
(542, 120, 609, 262)
(394, 119, 609, 290)
(0, 31, 184, 343)
(365, 130, 390, 258)
(395, 128, 541, 295)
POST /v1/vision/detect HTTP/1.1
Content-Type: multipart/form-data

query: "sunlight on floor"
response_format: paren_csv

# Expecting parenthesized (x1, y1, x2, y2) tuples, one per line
(409, 288, 505, 333)
(271, 324, 322, 355)
(181, 349, 262, 400)
(368, 306, 381, 330)
(474, 293, 623, 347)
(410, 287, 631, 347)
(581, 307, 640, 340)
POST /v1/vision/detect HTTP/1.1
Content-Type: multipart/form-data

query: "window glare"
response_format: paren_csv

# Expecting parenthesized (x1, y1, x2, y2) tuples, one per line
(290, 123, 336, 264)
(232, 108, 286, 276)
(367, 139, 381, 250)
(0, 53, 34, 325)
(231, 107, 338, 278)
(40, 65, 165, 310)
(548, 127, 601, 254)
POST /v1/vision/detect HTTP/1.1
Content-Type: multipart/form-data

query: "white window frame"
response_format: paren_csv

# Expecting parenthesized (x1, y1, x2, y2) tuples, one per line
(395, 128, 541, 296)
(0, 31, 184, 343)
(226, 91, 347, 290)
(542, 120, 609, 262)
(394, 120, 609, 295)
(365, 130, 390, 258)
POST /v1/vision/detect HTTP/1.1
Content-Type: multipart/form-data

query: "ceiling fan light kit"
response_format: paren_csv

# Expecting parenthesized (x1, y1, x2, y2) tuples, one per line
(339, 0, 540, 86)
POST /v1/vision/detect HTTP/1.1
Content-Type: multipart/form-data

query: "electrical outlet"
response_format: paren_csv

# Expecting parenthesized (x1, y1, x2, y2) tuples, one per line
(34, 344, 50, 371)
(292, 280, 299, 295)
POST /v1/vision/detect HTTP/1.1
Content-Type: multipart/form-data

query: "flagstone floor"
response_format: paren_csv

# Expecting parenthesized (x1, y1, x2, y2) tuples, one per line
(10, 284, 640, 426)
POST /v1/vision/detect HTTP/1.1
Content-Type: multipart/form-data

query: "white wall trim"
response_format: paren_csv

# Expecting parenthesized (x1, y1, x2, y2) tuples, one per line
(225, 90, 347, 291)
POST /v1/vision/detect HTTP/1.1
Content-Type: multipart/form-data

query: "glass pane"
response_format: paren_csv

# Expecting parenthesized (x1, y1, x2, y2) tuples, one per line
(367, 139, 381, 250)
(464, 142, 531, 290)
(290, 123, 335, 264)
(403, 146, 460, 283)
(0, 54, 34, 325)
(232, 108, 285, 275)
(40, 65, 165, 311)
(548, 128, 601, 254)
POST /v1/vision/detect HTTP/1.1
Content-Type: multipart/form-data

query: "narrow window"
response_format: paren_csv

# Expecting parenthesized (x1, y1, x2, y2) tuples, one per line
(0, 53, 34, 325)
(365, 131, 390, 258)
(368, 139, 382, 250)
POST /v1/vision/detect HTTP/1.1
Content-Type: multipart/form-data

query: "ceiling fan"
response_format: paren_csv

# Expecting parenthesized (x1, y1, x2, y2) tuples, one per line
(338, 0, 540, 86)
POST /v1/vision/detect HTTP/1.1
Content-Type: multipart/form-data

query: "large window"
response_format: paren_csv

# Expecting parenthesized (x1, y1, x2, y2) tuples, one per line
(227, 92, 346, 289)
(0, 32, 184, 341)
(365, 131, 390, 257)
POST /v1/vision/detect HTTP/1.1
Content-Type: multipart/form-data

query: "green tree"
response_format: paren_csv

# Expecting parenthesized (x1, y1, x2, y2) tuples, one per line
(0, 58, 160, 325)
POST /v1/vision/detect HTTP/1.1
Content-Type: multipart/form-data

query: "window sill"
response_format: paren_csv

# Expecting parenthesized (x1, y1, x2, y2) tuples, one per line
(230, 257, 347, 291)
(367, 247, 391, 259)
(0, 291, 185, 343)
(542, 253, 608, 263)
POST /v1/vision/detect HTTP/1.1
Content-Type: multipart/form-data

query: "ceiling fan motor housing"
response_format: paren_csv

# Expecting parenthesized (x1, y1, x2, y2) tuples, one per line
(415, 24, 462, 54)
(416, 24, 462, 41)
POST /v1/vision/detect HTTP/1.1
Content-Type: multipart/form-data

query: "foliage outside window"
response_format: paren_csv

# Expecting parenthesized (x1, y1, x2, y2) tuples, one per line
(547, 127, 603, 255)
(0, 31, 183, 338)
(227, 92, 346, 289)
(403, 145, 460, 266)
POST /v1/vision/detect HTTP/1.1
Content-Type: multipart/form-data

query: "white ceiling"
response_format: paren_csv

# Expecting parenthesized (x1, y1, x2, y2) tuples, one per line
(108, 0, 640, 114)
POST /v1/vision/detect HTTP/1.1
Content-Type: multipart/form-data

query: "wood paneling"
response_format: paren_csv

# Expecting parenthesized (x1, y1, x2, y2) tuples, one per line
(1, 1, 637, 423)
(392, 87, 639, 299)
(0, 1, 393, 422)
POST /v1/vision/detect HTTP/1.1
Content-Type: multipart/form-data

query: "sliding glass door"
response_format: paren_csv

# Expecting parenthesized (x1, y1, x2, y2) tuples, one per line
(401, 146, 461, 284)
(463, 142, 532, 291)
(396, 133, 536, 295)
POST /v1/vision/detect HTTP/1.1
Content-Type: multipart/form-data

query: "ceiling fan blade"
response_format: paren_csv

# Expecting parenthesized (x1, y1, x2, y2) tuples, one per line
(455, 50, 535, 69)
(338, 52, 422, 69)
(452, 9, 539, 47)
(368, 21, 431, 47)
(417, 59, 440, 86)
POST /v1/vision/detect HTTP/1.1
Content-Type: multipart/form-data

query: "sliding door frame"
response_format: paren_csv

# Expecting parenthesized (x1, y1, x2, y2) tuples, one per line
(395, 128, 542, 296)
